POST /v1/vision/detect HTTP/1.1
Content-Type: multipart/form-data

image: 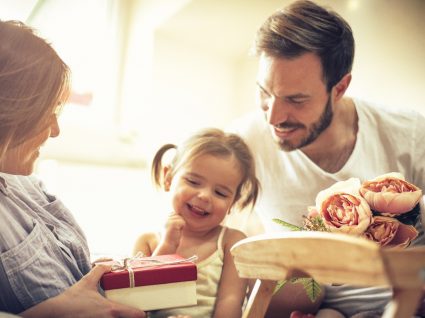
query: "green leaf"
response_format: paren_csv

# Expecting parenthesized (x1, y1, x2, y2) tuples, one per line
(272, 277, 323, 303)
(302, 215, 330, 232)
(272, 218, 303, 231)
(273, 279, 287, 295)
(290, 277, 322, 302)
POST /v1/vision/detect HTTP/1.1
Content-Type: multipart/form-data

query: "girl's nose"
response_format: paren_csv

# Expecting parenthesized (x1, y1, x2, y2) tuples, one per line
(197, 187, 212, 202)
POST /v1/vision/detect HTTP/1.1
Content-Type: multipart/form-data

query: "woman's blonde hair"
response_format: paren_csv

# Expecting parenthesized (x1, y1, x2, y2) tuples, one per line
(152, 128, 260, 211)
(0, 20, 70, 158)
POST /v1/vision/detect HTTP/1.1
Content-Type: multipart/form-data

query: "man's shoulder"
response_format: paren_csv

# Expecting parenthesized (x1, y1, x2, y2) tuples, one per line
(355, 98, 423, 119)
(354, 98, 425, 129)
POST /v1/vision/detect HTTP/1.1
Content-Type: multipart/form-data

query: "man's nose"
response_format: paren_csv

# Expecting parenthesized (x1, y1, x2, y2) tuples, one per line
(266, 98, 289, 125)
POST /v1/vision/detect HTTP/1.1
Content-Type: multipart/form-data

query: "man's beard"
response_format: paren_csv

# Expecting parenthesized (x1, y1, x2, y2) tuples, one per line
(273, 96, 333, 151)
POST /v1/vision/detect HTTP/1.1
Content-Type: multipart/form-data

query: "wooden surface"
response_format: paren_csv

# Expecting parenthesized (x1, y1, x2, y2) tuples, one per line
(242, 279, 275, 318)
(231, 231, 425, 318)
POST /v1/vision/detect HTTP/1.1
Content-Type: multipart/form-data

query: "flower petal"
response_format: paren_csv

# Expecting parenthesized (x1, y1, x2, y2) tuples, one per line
(319, 192, 372, 236)
(360, 173, 422, 214)
(364, 216, 418, 248)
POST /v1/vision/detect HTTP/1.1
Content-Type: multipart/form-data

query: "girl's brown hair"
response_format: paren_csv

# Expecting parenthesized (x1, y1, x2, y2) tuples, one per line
(0, 20, 70, 158)
(152, 128, 260, 211)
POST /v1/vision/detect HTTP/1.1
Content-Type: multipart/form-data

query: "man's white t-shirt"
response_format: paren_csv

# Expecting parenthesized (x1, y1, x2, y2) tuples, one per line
(231, 98, 425, 316)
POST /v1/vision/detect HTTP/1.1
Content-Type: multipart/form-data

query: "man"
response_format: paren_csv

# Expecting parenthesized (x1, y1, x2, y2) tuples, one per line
(231, 0, 425, 317)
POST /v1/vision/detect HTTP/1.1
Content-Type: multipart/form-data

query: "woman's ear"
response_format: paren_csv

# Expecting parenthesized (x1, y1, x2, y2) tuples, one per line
(163, 166, 172, 191)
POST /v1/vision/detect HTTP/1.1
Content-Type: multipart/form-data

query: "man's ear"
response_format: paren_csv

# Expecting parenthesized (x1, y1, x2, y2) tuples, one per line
(163, 166, 172, 191)
(333, 73, 352, 101)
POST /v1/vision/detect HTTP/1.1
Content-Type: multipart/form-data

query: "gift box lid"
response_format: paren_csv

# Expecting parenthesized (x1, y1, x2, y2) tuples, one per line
(100, 254, 197, 291)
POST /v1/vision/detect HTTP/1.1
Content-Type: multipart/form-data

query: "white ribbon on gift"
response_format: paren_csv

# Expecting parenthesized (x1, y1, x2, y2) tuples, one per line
(111, 252, 198, 288)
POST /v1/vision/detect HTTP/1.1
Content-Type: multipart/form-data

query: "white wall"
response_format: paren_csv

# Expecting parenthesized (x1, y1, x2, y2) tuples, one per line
(36, 161, 163, 258)
(19, 0, 425, 257)
(232, 1, 425, 115)
(335, 0, 425, 112)
(148, 31, 238, 147)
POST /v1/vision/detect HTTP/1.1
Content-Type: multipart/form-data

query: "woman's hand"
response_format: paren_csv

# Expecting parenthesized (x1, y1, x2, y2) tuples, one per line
(21, 264, 146, 318)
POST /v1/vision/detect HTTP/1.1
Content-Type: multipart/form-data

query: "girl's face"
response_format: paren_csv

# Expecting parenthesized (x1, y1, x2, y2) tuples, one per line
(167, 153, 243, 233)
(1, 114, 60, 175)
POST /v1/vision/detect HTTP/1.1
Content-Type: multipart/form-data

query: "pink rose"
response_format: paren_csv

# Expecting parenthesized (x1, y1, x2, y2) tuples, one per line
(307, 206, 319, 218)
(319, 193, 372, 235)
(364, 215, 418, 248)
(316, 178, 372, 235)
(360, 172, 422, 215)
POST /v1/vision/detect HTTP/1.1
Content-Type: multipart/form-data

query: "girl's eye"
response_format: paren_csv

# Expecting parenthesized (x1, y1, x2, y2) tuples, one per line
(215, 190, 228, 198)
(185, 178, 200, 186)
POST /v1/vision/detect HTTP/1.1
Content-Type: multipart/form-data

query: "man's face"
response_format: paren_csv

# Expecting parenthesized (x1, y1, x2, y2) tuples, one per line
(256, 52, 333, 151)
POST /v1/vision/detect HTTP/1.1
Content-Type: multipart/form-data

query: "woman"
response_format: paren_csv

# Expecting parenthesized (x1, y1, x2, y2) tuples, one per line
(0, 20, 145, 318)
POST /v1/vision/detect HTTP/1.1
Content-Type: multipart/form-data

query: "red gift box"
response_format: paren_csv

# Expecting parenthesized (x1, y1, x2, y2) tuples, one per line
(99, 254, 197, 311)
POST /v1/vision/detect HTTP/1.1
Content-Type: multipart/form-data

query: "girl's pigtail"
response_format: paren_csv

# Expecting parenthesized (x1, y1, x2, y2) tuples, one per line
(151, 144, 177, 188)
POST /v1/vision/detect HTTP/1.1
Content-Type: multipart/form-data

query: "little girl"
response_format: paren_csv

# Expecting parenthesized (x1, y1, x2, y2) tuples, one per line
(133, 128, 260, 318)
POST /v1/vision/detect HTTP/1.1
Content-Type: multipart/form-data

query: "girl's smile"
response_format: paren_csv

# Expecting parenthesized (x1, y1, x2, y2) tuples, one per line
(167, 153, 243, 233)
(187, 203, 210, 217)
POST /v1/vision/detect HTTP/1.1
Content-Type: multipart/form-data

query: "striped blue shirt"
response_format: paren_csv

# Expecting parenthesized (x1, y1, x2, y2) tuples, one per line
(0, 173, 91, 314)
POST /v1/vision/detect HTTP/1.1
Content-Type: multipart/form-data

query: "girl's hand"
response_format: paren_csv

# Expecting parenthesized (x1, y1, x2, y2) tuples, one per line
(164, 211, 185, 246)
(154, 212, 185, 255)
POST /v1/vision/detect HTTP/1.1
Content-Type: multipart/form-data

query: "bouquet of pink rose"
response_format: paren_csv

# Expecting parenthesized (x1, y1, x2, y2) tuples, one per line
(274, 172, 422, 248)
(273, 172, 423, 301)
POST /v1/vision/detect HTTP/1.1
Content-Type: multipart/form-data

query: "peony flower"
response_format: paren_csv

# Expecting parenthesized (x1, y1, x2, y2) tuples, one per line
(364, 215, 418, 248)
(315, 178, 372, 235)
(359, 172, 422, 215)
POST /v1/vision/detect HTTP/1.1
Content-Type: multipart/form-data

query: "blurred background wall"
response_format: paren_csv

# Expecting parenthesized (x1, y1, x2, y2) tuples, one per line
(1, 0, 424, 257)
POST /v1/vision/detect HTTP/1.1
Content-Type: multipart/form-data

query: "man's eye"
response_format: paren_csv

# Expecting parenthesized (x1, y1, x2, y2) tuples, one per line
(288, 97, 308, 105)
(291, 99, 303, 104)
(288, 100, 307, 108)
